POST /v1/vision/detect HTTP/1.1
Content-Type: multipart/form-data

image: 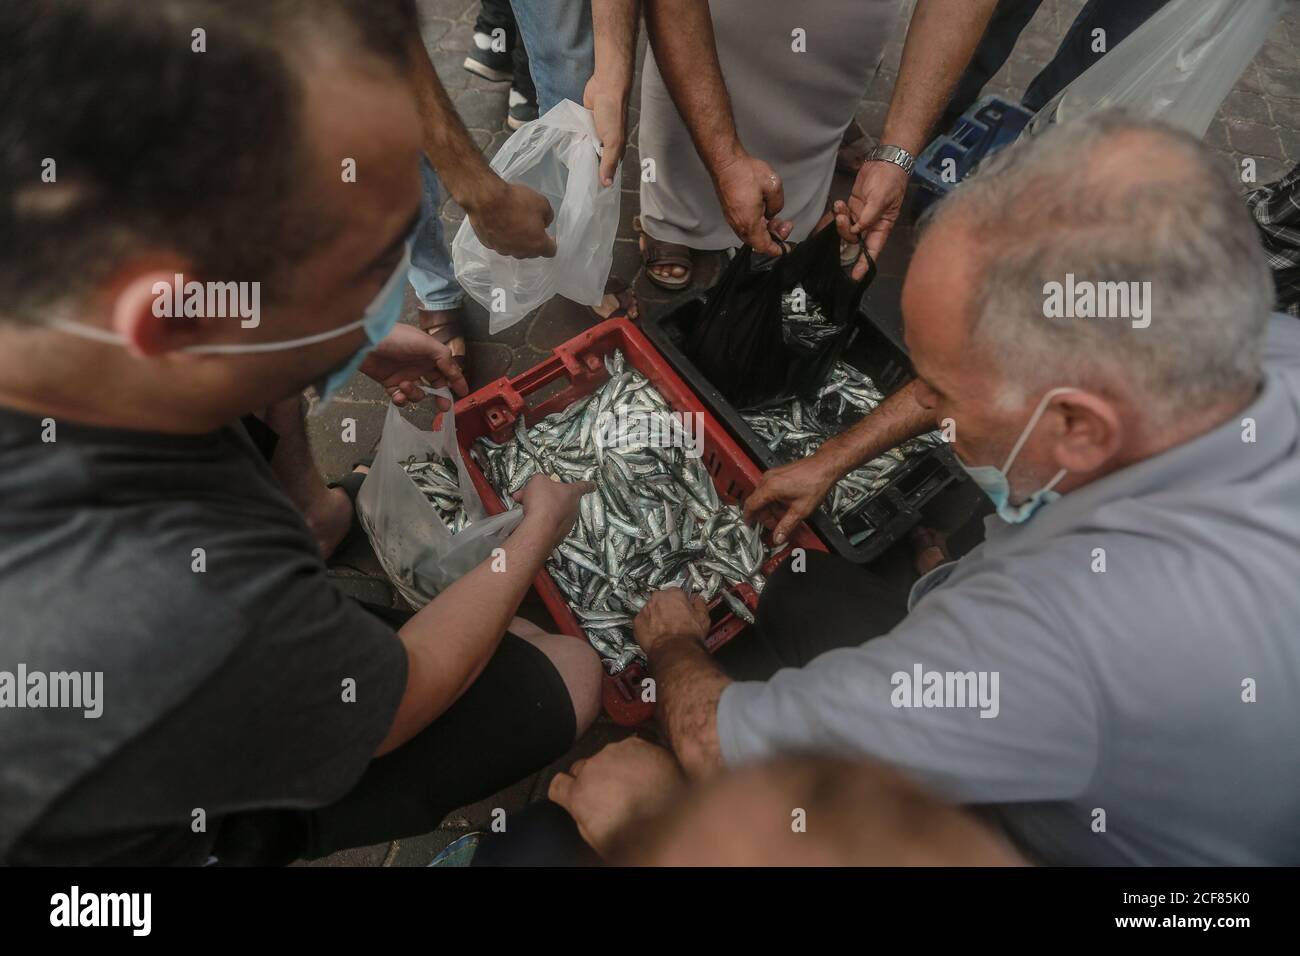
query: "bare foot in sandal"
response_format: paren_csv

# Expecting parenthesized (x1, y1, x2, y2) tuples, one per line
(419, 306, 468, 372)
(635, 216, 693, 290)
(590, 279, 640, 321)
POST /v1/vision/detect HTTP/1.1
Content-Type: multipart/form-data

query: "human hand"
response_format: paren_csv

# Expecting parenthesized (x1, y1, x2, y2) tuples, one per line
(712, 151, 794, 257)
(633, 587, 710, 655)
(464, 175, 557, 259)
(361, 322, 468, 408)
(513, 475, 596, 549)
(743, 454, 841, 545)
(583, 74, 629, 188)
(547, 737, 686, 857)
(834, 158, 909, 279)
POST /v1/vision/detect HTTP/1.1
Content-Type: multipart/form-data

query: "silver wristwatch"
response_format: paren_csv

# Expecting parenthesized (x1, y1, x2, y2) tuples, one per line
(865, 144, 916, 176)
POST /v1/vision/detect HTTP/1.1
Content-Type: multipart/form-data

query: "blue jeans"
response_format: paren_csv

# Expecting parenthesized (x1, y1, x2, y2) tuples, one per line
(408, 2, 594, 311)
(509, 0, 593, 113)
(409, 155, 464, 312)
(938, 0, 1170, 129)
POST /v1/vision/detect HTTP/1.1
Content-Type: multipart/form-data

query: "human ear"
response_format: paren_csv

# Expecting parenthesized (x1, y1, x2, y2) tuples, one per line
(1053, 393, 1123, 474)
(109, 268, 208, 359)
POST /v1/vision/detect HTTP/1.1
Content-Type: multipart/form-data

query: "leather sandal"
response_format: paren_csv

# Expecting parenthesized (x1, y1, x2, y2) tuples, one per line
(419, 306, 468, 372)
(635, 216, 693, 290)
(591, 278, 640, 321)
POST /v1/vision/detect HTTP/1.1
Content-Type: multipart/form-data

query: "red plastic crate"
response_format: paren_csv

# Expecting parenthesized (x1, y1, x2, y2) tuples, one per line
(452, 318, 825, 723)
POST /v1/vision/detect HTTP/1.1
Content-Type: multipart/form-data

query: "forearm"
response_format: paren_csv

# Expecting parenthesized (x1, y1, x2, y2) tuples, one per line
(650, 635, 731, 778)
(815, 379, 936, 478)
(377, 514, 555, 753)
(881, 0, 999, 155)
(643, 0, 743, 177)
(404, 19, 498, 212)
(592, 0, 641, 96)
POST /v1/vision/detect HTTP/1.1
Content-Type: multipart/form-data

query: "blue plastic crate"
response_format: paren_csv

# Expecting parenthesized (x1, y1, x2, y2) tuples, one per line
(914, 95, 1034, 198)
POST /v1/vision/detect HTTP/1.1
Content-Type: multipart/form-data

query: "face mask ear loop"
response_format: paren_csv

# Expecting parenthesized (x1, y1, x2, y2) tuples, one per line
(186, 316, 371, 355)
(47, 312, 371, 355)
(1041, 467, 1069, 495)
(45, 318, 124, 345)
(1000, 386, 1078, 474)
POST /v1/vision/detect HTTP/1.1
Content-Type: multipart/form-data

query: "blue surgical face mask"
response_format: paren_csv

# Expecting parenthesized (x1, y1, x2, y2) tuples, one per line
(47, 238, 412, 412)
(955, 386, 1076, 524)
(309, 240, 411, 409)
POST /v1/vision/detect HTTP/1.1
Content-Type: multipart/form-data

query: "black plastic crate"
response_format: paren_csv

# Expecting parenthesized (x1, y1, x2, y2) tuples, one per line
(637, 296, 963, 564)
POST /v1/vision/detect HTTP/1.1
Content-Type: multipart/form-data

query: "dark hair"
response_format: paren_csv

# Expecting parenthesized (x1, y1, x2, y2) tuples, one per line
(0, 0, 416, 323)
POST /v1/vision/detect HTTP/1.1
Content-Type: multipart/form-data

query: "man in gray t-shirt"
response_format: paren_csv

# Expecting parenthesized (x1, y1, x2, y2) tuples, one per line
(0, 0, 601, 865)
(624, 115, 1300, 866)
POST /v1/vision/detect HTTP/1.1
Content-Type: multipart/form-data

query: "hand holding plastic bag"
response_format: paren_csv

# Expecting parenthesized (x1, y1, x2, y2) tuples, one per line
(452, 100, 621, 333)
(357, 390, 523, 607)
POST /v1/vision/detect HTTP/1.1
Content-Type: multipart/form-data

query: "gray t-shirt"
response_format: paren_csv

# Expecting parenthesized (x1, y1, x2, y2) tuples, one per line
(0, 413, 407, 865)
(719, 315, 1300, 866)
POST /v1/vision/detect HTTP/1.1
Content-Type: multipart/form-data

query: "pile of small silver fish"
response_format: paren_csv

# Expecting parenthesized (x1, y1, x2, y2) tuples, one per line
(781, 284, 841, 350)
(401, 454, 472, 534)
(473, 350, 773, 674)
(743, 362, 944, 530)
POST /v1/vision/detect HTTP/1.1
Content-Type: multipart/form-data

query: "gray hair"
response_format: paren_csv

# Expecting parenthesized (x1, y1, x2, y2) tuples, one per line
(924, 110, 1274, 421)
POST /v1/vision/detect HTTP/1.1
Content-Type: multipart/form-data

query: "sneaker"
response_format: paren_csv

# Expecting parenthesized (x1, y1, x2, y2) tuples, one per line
(507, 87, 538, 130)
(463, 31, 512, 83)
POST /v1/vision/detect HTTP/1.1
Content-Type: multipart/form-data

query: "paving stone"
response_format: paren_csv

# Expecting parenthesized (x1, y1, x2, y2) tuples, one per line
(1205, 117, 1231, 152)
(413, 17, 454, 49)
(387, 829, 464, 867)
(1222, 89, 1273, 127)
(429, 45, 475, 92)
(465, 300, 538, 353)
(1225, 118, 1286, 162)
(293, 843, 392, 867)
(445, 773, 539, 833)
(1250, 156, 1291, 189)
(455, 86, 511, 132)
(1278, 126, 1300, 166)
(525, 297, 600, 352)
(1235, 62, 1267, 97)
(610, 238, 643, 290)
(332, 368, 390, 405)
(1257, 34, 1300, 74)
(487, 128, 513, 159)
(308, 400, 392, 480)
(463, 340, 515, 391)
(620, 144, 642, 191)
(1269, 96, 1300, 132)
(1257, 66, 1300, 101)
(856, 99, 889, 141)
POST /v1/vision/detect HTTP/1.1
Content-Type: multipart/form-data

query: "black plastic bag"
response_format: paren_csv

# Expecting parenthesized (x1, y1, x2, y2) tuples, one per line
(683, 223, 874, 410)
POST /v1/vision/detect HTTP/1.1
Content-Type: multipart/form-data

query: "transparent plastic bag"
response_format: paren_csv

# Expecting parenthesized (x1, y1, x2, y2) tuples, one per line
(452, 100, 621, 333)
(1028, 0, 1286, 137)
(357, 391, 523, 608)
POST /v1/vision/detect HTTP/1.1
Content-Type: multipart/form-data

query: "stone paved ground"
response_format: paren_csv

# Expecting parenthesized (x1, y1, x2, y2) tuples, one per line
(300, 0, 1300, 866)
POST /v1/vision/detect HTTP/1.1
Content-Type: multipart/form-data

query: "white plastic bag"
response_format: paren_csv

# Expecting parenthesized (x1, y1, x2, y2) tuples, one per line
(452, 99, 621, 333)
(1028, 0, 1286, 138)
(357, 391, 522, 608)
